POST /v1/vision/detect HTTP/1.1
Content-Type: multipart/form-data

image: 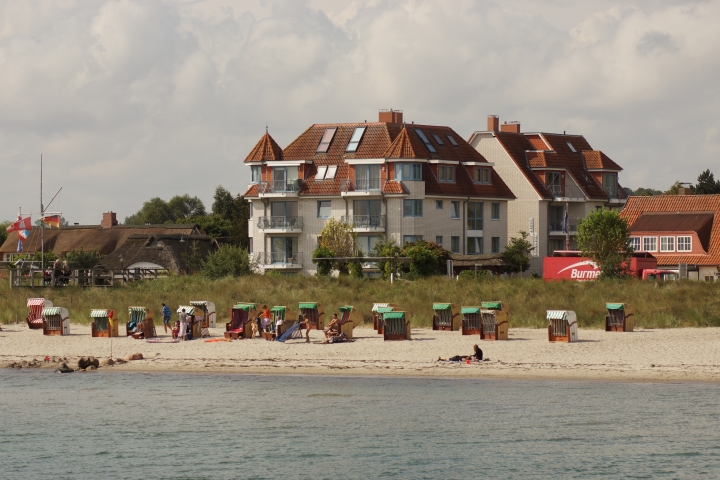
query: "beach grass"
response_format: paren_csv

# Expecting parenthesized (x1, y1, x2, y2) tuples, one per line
(2, 274, 720, 328)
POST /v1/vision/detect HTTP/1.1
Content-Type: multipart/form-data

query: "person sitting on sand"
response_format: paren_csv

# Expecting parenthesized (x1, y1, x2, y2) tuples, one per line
(321, 332, 354, 344)
(171, 321, 180, 339)
(438, 344, 485, 362)
(323, 313, 341, 339)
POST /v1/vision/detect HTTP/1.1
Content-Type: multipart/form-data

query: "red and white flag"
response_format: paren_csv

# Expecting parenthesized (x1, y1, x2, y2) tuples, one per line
(6, 216, 32, 233)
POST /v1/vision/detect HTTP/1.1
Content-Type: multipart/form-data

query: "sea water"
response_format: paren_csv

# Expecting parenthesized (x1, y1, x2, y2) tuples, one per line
(2, 370, 720, 479)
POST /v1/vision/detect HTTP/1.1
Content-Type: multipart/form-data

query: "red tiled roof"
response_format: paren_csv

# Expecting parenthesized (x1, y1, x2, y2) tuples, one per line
(242, 184, 259, 197)
(244, 132, 283, 162)
(283, 123, 402, 162)
(382, 181, 408, 195)
(384, 128, 423, 158)
(493, 132, 553, 199)
(583, 150, 622, 171)
(620, 195, 720, 266)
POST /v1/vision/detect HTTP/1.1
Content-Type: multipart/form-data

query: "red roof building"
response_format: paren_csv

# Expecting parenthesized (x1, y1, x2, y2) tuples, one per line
(620, 194, 720, 281)
(243, 109, 515, 275)
(469, 116, 627, 275)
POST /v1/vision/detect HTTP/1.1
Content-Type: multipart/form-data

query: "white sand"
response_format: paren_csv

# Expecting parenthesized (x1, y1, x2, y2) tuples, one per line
(3, 324, 720, 382)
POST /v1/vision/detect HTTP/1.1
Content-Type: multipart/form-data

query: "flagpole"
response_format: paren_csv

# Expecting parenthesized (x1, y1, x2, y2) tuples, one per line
(41, 154, 45, 275)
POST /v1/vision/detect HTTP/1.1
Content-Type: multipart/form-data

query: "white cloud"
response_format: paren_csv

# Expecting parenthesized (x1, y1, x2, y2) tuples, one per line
(1, 0, 719, 224)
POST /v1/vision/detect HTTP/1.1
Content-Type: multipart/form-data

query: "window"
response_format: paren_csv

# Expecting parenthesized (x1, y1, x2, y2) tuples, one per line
(677, 236, 692, 252)
(436, 200, 443, 209)
(629, 237, 641, 252)
(249, 202, 253, 219)
(475, 167, 491, 184)
(642, 236, 657, 252)
(467, 237, 484, 254)
(467, 202, 483, 230)
(602, 173, 618, 197)
(273, 166, 298, 191)
(346, 127, 366, 152)
(450, 201, 460, 219)
(432, 134, 444, 145)
(248, 237, 253, 254)
(271, 201, 298, 218)
(546, 171, 562, 196)
(403, 235, 423, 245)
(317, 200, 331, 218)
(491, 202, 500, 220)
(357, 235, 379, 253)
(271, 237, 298, 263)
(251, 166, 261, 184)
(317, 127, 337, 153)
(395, 163, 422, 180)
(491, 237, 500, 254)
(549, 239, 564, 256)
(660, 236, 675, 252)
(451, 236, 460, 254)
(316, 165, 328, 180)
(354, 164, 381, 190)
(438, 165, 455, 183)
(446, 135, 459, 146)
(414, 129, 437, 153)
(354, 199, 381, 217)
(325, 165, 337, 179)
(436, 236, 443, 245)
(566, 142, 577, 153)
(403, 199, 423, 217)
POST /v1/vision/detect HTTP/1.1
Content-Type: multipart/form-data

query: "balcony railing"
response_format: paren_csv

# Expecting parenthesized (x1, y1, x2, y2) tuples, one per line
(341, 215, 386, 229)
(603, 185, 626, 200)
(341, 178, 382, 193)
(258, 180, 302, 194)
(546, 184, 586, 199)
(548, 220, 579, 233)
(254, 252, 304, 266)
(257, 216, 303, 230)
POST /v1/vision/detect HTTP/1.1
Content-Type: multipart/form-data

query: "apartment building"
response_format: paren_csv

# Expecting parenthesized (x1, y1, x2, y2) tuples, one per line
(468, 116, 627, 275)
(242, 110, 515, 275)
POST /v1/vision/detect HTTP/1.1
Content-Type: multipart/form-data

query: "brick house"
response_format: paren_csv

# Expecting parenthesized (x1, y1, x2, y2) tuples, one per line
(468, 116, 627, 275)
(620, 194, 720, 281)
(242, 110, 515, 275)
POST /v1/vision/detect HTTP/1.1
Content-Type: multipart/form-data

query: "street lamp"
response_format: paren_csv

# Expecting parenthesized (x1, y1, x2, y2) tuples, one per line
(179, 236, 188, 275)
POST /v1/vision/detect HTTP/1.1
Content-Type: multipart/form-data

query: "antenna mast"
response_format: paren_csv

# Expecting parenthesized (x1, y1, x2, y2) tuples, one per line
(41, 154, 45, 274)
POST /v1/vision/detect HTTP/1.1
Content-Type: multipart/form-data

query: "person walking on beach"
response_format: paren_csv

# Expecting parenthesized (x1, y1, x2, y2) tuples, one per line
(161, 303, 172, 334)
(178, 308, 188, 341)
(260, 305, 271, 331)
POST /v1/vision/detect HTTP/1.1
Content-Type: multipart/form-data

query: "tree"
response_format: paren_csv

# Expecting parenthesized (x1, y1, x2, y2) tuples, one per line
(0, 220, 11, 247)
(631, 187, 662, 196)
(201, 245, 250, 279)
(64, 247, 102, 268)
(168, 194, 206, 219)
(317, 218, 356, 274)
(125, 197, 173, 224)
(576, 210, 632, 279)
(402, 241, 449, 278)
(694, 169, 720, 195)
(312, 246, 335, 276)
(502, 230, 533, 274)
(372, 237, 403, 279)
(664, 181, 689, 195)
(209, 186, 250, 249)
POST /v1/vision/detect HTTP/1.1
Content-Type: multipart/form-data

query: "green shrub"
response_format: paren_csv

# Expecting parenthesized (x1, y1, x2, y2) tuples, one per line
(201, 245, 250, 279)
(64, 247, 102, 268)
(458, 269, 490, 280)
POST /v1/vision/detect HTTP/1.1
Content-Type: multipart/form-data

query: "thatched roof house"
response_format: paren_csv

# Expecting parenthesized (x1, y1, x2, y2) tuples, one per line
(0, 212, 214, 274)
(449, 253, 507, 274)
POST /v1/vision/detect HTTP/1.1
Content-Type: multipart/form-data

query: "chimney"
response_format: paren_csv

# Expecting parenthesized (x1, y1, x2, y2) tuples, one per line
(500, 121, 521, 133)
(487, 115, 499, 132)
(677, 187, 692, 196)
(101, 211, 118, 228)
(379, 109, 403, 124)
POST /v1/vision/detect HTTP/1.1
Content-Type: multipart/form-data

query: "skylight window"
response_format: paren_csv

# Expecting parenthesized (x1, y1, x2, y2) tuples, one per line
(346, 127, 366, 152)
(316, 127, 337, 153)
(432, 134, 444, 145)
(446, 135, 459, 147)
(325, 165, 337, 179)
(415, 129, 437, 153)
(316, 165, 328, 180)
(567, 142, 577, 153)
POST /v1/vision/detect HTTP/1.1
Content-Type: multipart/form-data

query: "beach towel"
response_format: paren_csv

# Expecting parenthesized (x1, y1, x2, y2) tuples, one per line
(145, 338, 180, 343)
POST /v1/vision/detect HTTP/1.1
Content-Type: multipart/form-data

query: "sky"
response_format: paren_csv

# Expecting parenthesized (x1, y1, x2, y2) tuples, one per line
(1, 0, 719, 224)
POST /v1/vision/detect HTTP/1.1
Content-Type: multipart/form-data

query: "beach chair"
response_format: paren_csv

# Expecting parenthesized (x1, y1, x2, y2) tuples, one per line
(383, 311, 411, 341)
(263, 306, 298, 341)
(127, 307, 156, 339)
(177, 305, 199, 340)
(226, 303, 257, 339)
(461, 307, 482, 335)
(372, 303, 398, 332)
(299, 302, 325, 330)
(432, 303, 461, 331)
(605, 303, 634, 332)
(338, 305, 362, 339)
(90, 309, 119, 338)
(42, 307, 70, 336)
(547, 310, 578, 343)
(190, 301, 216, 337)
(374, 307, 396, 334)
(479, 302, 509, 341)
(27, 298, 52, 329)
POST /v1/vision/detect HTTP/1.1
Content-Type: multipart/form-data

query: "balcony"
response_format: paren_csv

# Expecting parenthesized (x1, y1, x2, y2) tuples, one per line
(549, 219, 579, 235)
(341, 215, 386, 231)
(547, 184, 586, 201)
(340, 178, 382, 195)
(258, 180, 302, 197)
(257, 216, 303, 232)
(254, 252, 304, 269)
(603, 185, 627, 203)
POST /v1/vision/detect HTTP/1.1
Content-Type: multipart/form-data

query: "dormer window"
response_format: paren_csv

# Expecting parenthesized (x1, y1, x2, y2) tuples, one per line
(251, 166, 261, 184)
(326, 165, 337, 179)
(475, 167, 491, 185)
(317, 127, 337, 153)
(438, 165, 455, 183)
(415, 129, 437, 153)
(346, 127, 366, 152)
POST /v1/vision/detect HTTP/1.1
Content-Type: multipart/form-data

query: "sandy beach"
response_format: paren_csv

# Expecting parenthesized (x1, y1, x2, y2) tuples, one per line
(3, 324, 720, 382)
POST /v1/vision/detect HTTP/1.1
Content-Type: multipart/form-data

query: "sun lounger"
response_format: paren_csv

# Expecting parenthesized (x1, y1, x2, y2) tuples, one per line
(479, 302, 509, 341)
(27, 298, 52, 329)
(226, 303, 257, 339)
(299, 302, 325, 330)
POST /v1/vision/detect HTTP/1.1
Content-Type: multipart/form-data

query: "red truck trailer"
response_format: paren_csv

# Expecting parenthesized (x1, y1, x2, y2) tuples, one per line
(543, 251, 658, 281)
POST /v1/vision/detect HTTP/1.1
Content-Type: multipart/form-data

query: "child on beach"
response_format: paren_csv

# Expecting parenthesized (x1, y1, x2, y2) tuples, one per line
(438, 345, 486, 362)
